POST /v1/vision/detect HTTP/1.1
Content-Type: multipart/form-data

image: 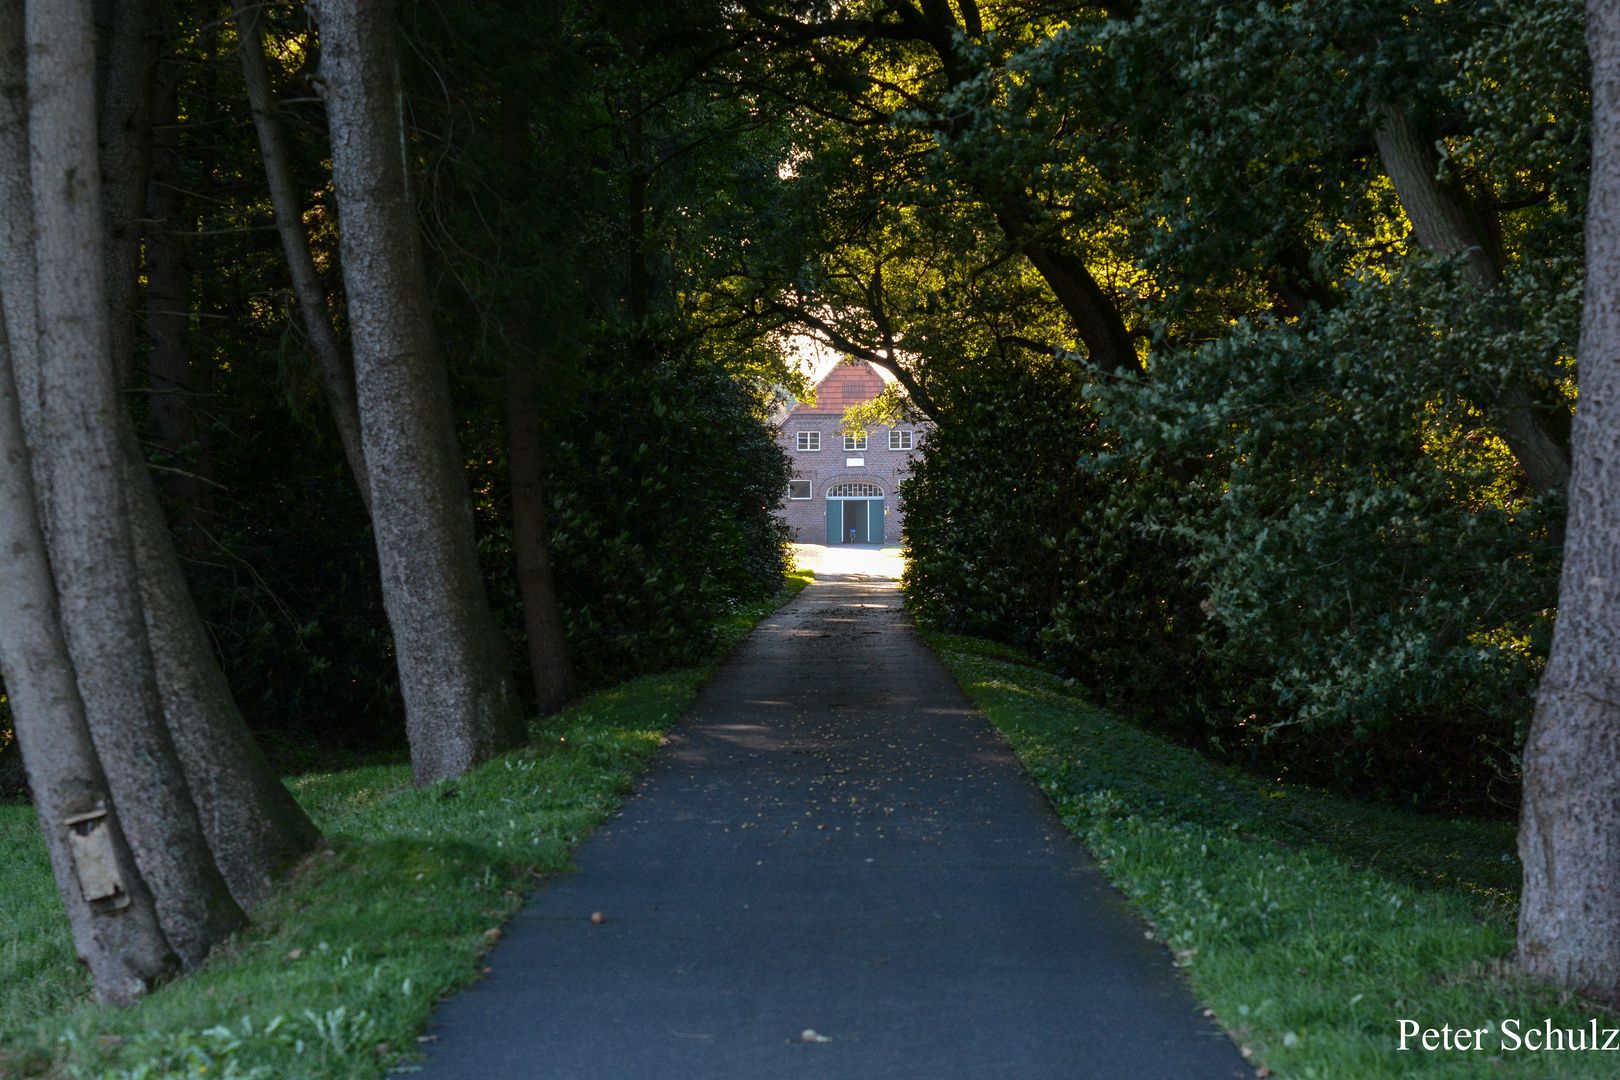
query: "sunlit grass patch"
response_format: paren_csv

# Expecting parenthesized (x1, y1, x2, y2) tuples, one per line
(928, 632, 1617, 1080)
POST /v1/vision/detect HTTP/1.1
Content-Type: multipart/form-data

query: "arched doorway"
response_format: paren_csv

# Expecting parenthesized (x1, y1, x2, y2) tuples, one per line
(825, 481, 884, 544)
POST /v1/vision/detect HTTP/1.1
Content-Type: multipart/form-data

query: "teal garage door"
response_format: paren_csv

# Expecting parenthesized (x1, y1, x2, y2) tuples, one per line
(826, 482, 885, 543)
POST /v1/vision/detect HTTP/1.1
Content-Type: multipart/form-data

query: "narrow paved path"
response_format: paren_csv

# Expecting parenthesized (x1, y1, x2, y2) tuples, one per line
(420, 569, 1252, 1079)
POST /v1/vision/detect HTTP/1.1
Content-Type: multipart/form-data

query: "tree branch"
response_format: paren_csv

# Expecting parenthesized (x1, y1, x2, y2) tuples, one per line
(768, 301, 938, 418)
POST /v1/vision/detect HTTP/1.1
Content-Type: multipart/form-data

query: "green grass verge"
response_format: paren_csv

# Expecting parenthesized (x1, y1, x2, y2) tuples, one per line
(927, 632, 1618, 1080)
(0, 570, 810, 1080)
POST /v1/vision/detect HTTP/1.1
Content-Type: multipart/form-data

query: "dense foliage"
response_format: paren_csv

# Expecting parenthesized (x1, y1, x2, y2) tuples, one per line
(0, 0, 1588, 811)
(471, 345, 792, 691)
(0, 0, 799, 766)
(856, 0, 1587, 813)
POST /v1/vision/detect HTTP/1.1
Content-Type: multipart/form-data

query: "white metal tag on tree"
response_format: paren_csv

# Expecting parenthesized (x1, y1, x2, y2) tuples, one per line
(63, 808, 128, 908)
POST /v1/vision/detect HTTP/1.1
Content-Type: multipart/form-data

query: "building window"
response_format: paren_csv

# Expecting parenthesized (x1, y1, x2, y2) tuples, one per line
(889, 430, 913, 450)
(827, 482, 883, 498)
(788, 480, 811, 500)
(843, 432, 867, 451)
(796, 431, 820, 451)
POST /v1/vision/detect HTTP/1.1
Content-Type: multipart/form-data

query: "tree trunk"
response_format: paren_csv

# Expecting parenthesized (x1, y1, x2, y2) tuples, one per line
(0, 0, 40, 484)
(495, 87, 575, 713)
(1515, 0, 1620, 1009)
(145, 25, 209, 534)
(96, 0, 159, 389)
(0, 313, 180, 1006)
(993, 200, 1139, 374)
(0, 4, 177, 1004)
(27, 0, 243, 965)
(1372, 100, 1572, 496)
(317, 0, 524, 783)
(506, 370, 577, 713)
(233, 0, 371, 510)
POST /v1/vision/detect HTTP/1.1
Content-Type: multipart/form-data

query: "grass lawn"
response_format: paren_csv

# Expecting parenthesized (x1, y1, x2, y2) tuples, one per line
(927, 632, 1618, 1080)
(0, 571, 808, 1080)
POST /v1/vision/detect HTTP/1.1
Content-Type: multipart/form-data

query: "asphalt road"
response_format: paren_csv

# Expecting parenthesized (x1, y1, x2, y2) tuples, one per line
(417, 570, 1254, 1079)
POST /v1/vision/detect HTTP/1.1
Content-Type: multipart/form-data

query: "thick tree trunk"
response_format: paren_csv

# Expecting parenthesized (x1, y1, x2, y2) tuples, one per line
(0, 0, 39, 482)
(1516, 0, 1620, 1009)
(233, 0, 370, 510)
(993, 201, 1138, 374)
(145, 30, 209, 533)
(506, 371, 577, 713)
(0, 317, 179, 1005)
(27, 0, 243, 965)
(96, 0, 159, 388)
(317, 0, 524, 783)
(1372, 100, 1572, 496)
(0, 9, 176, 1001)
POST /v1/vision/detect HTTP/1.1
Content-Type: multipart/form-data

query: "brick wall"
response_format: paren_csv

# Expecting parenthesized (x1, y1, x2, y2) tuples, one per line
(772, 361, 928, 544)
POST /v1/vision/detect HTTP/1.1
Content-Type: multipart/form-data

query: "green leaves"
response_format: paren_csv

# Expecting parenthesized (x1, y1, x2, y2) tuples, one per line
(540, 344, 792, 686)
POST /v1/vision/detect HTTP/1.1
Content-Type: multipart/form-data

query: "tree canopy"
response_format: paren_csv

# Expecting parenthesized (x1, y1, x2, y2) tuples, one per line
(0, 0, 1613, 1008)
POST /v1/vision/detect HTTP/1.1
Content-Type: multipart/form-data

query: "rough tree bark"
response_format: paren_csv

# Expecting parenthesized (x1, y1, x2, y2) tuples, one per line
(96, 0, 159, 388)
(1372, 100, 1572, 496)
(0, 3, 177, 1004)
(1515, 0, 1620, 1009)
(0, 303, 180, 1005)
(0, 0, 40, 482)
(316, 0, 524, 783)
(233, 0, 370, 509)
(27, 0, 243, 965)
(144, 18, 210, 533)
(506, 370, 577, 713)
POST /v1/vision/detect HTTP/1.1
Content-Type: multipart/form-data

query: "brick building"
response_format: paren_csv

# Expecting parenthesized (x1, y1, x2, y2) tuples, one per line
(774, 359, 927, 544)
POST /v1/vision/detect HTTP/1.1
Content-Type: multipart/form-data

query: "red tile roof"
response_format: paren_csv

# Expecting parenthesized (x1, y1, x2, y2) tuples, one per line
(791, 360, 887, 415)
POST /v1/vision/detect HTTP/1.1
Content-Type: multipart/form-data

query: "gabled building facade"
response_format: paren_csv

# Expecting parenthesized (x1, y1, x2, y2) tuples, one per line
(774, 359, 927, 544)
